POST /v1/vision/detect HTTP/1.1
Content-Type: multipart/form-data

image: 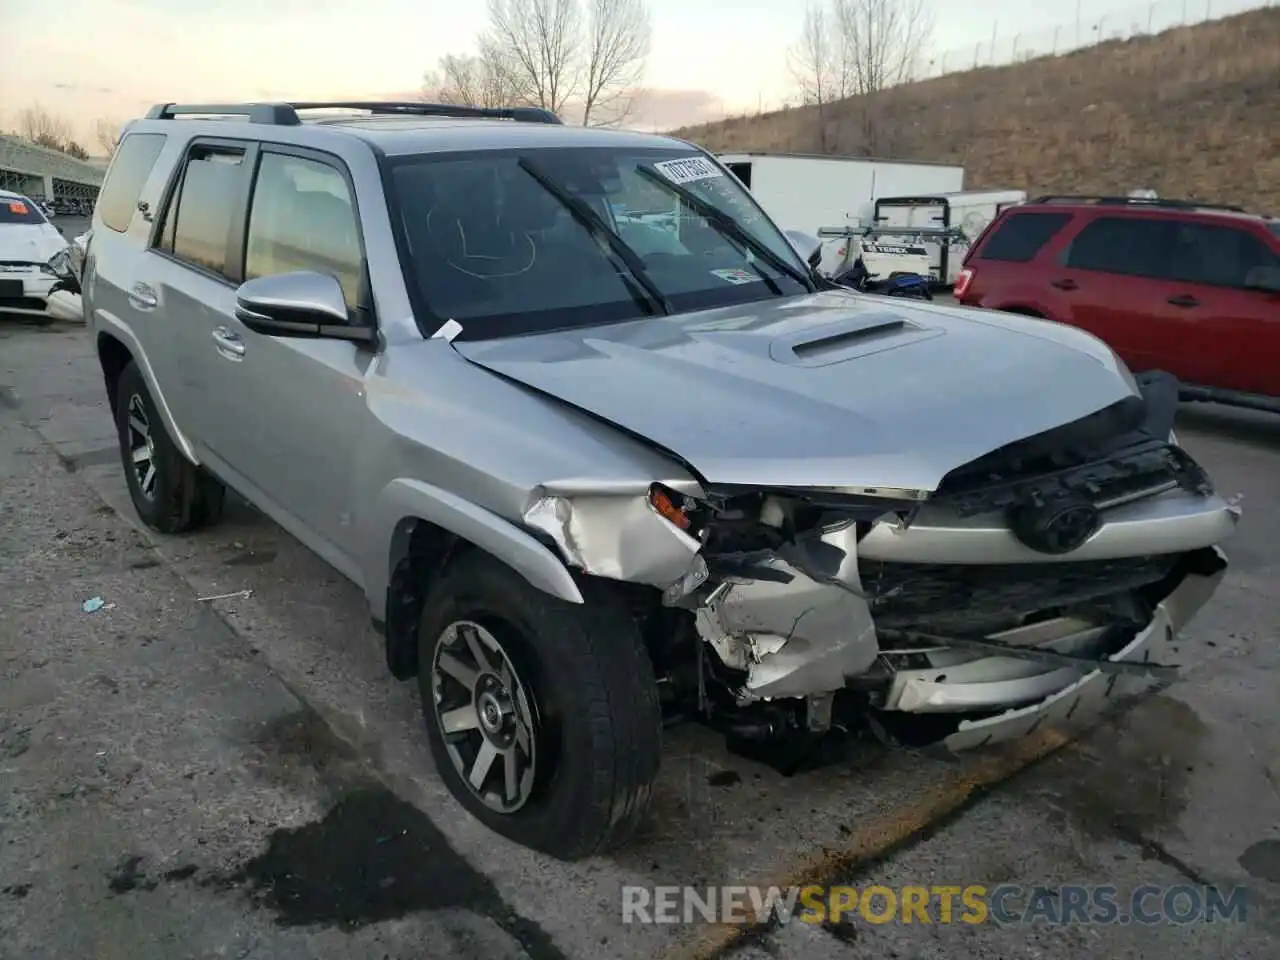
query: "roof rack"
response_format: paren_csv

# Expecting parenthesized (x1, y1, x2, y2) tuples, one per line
(144, 101, 563, 126)
(1031, 194, 1246, 213)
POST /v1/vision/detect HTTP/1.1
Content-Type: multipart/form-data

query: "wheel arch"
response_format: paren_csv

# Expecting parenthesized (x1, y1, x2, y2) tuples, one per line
(94, 318, 199, 464)
(367, 479, 585, 680)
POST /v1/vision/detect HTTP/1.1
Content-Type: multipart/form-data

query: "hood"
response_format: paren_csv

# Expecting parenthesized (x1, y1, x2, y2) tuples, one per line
(453, 291, 1139, 494)
(0, 223, 68, 264)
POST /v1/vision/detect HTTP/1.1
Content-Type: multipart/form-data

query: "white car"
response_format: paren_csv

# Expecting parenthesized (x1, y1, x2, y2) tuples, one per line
(0, 188, 76, 320)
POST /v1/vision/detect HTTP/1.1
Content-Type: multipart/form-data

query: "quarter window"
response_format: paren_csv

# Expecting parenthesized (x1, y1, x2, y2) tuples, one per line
(244, 152, 363, 311)
(975, 212, 1070, 262)
(97, 133, 167, 233)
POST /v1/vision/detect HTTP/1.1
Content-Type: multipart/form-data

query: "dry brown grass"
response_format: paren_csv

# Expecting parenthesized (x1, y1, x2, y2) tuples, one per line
(674, 8, 1280, 213)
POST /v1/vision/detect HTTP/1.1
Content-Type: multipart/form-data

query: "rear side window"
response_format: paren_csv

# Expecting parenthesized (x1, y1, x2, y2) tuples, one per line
(1064, 217, 1170, 279)
(97, 133, 167, 233)
(975, 212, 1071, 262)
(0, 196, 45, 224)
(156, 144, 249, 280)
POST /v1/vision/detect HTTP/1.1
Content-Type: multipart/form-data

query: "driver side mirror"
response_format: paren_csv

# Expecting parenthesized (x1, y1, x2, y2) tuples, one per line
(1244, 264, 1280, 294)
(234, 271, 374, 342)
(784, 230, 823, 270)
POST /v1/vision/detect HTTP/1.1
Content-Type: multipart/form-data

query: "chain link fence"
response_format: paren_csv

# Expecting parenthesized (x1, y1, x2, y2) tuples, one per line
(919, 0, 1276, 79)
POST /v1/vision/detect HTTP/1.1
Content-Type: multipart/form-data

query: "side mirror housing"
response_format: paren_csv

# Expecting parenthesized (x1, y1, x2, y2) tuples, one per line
(234, 271, 374, 342)
(1244, 264, 1280, 294)
(784, 230, 823, 270)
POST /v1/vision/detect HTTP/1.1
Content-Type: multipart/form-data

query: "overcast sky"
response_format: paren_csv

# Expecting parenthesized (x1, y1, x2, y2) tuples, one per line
(1, 0, 1258, 144)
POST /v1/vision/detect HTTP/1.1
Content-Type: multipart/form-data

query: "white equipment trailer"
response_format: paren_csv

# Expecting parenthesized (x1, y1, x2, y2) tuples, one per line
(872, 189, 1026, 286)
(716, 153, 965, 273)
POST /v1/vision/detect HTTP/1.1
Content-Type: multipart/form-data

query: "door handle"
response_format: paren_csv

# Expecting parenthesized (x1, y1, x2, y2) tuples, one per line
(128, 282, 157, 309)
(212, 325, 246, 359)
(1167, 293, 1199, 308)
(1050, 278, 1078, 291)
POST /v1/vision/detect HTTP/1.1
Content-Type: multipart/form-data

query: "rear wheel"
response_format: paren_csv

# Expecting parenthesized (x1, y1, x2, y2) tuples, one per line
(418, 550, 662, 860)
(115, 360, 225, 534)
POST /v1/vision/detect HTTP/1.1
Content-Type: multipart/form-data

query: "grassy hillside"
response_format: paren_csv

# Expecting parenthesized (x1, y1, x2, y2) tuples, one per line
(675, 8, 1280, 213)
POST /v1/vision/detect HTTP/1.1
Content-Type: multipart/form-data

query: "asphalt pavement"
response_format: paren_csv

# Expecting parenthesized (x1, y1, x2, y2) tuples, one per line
(1, 313, 1277, 959)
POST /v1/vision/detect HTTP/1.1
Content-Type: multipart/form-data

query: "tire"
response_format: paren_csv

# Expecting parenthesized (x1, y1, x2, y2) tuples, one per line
(115, 360, 225, 534)
(417, 550, 662, 860)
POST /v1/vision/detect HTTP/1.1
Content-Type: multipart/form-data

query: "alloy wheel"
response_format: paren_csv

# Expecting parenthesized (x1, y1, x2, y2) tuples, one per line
(126, 393, 158, 500)
(431, 620, 538, 813)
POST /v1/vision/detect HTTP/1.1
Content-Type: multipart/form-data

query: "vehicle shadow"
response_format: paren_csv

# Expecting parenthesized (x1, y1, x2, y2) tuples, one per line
(1176, 403, 1280, 451)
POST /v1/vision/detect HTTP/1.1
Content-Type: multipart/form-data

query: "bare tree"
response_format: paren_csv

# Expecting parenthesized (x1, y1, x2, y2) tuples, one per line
(834, 0, 933, 151)
(94, 118, 123, 156)
(787, 2, 838, 150)
(422, 47, 518, 108)
(484, 0, 582, 115)
(580, 0, 651, 127)
(789, 0, 933, 153)
(17, 104, 73, 151)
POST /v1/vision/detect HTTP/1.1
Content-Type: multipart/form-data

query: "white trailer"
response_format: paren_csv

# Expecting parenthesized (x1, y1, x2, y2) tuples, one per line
(872, 189, 1027, 285)
(716, 152, 965, 269)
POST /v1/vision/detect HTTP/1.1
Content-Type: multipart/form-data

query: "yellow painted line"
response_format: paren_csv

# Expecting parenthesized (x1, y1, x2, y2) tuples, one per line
(666, 727, 1074, 960)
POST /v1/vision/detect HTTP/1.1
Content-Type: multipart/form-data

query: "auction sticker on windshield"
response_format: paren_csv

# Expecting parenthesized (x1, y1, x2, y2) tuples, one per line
(711, 268, 760, 285)
(653, 156, 723, 185)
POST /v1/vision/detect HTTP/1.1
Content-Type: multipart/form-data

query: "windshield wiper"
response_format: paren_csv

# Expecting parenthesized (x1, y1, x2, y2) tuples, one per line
(517, 157, 672, 316)
(635, 164, 815, 292)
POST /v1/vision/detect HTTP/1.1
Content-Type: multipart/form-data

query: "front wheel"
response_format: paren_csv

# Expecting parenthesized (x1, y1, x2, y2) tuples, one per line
(418, 551, 662, 860)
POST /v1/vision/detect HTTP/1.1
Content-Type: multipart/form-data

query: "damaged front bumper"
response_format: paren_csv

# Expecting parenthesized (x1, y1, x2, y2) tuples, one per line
(522, 459, 1238, 753)
(934, 545, 1227, 751)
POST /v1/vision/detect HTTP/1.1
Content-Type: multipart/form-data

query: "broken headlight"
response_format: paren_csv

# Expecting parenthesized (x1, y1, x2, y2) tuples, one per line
(648, 483, 711, 538)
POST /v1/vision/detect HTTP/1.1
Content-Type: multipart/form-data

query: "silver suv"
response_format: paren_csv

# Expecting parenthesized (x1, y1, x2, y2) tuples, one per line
(86, 101, 1238, 860)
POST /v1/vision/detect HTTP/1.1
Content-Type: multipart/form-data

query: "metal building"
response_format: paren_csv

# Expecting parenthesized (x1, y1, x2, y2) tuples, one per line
(0, 134, 104, 205)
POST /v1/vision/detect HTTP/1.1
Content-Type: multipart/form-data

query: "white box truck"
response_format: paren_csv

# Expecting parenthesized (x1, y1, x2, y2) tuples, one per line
(872, 189, 1027, 286)
(716, 152, 965, 278)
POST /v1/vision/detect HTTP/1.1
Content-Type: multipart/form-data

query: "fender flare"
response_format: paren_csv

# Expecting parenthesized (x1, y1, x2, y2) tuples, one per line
(362, 478, 584, 621)
(94, 314, 200, 464)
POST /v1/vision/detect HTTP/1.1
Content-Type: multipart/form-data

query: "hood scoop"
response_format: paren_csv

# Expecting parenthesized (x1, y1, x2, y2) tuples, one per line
(769, 311, 944, 367)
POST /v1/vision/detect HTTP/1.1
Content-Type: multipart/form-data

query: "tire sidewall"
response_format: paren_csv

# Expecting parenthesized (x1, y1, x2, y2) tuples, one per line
(115, 362, 189, 530)
(417, 557, 651, 858)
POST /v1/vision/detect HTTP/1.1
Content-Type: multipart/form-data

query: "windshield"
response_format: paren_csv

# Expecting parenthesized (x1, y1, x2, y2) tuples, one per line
(0, 196, 47, 225)
(385, 147, 812, 340)
(1268, 220, 1280, 240)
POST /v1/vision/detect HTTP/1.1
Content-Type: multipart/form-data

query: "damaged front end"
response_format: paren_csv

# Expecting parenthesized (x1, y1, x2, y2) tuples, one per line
(521, 376, 1239, 768)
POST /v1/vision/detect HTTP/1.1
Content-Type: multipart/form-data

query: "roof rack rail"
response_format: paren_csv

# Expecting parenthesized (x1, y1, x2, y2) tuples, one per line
(145, 101, 563, 126)
(1031, 194, 1246, 213)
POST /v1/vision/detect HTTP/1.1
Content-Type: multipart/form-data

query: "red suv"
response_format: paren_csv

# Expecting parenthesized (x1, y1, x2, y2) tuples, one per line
(955, 196, 1280, 410)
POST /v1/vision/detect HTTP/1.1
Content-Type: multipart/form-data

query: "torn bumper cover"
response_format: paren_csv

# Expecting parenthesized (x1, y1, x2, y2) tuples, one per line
(523, 476, 1237, 752)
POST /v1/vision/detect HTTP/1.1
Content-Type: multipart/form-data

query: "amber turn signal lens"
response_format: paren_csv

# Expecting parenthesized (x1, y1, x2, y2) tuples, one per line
(648, 485, 691, 530)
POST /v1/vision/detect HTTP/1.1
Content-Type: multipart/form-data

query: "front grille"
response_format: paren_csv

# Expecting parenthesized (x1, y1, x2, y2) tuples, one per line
(861, 554, 1180, 632)
(0, 296, 48, 311)
(933, 440, 1211, 519)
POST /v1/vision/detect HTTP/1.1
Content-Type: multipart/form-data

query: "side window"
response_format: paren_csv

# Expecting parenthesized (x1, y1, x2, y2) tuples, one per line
(1063, 217, 1168, 279)
(975, 212, 1071, 262)
(97, 133, 167, 233)
(156, 144, 249, 280)
(1166, 222, 1280, 288)
(244, 152, 363, 312)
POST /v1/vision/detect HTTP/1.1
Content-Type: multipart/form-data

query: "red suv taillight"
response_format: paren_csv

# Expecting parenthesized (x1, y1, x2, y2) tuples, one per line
(954, 267, 975, 300)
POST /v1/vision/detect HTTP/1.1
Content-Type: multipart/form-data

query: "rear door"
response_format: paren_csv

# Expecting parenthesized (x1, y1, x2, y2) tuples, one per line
(1160, 220, 1280, 395)
(1050, 215, 1178, 375)
(146, 138, 258, 451)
